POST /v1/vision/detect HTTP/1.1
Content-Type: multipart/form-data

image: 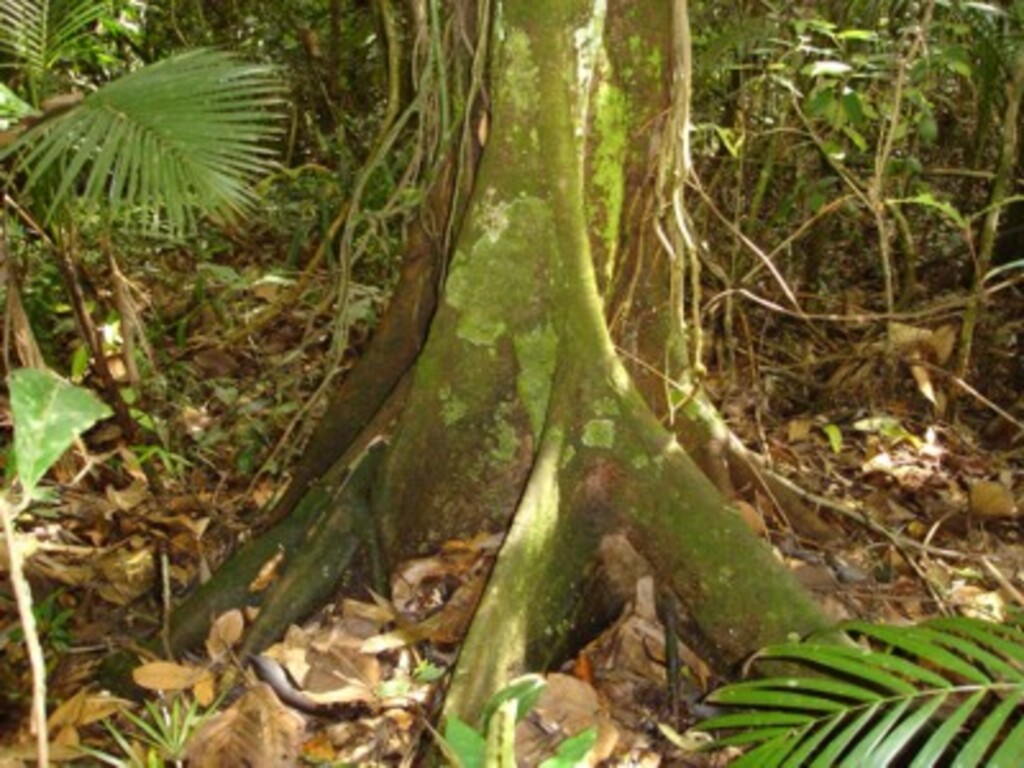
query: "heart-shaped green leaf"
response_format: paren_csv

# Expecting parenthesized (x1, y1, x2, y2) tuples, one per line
(9, 368, 112, 492)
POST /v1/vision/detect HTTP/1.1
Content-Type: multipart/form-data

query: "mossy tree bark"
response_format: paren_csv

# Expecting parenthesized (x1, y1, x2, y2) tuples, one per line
(170, 0, 830, 721)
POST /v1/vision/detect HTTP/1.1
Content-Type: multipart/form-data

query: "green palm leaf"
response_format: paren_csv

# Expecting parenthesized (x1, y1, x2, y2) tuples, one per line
(0, 0, 107, 77)
(5, 49, 285, 233)
(698, 617, 1024, 767)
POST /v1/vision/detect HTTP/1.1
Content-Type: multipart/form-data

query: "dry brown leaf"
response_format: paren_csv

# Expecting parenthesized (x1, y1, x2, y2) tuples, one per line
(186, 683, 305, 768)
(250, 480, 277, 508)
(132, 661, 210, 692)
(948, 584, 1006, 622)
(787, 418, 813, 443)
(890, 322, 932, 350)
(299, 731, 336, 763)
(194, 672, 217, 707)
(734, 499, 768, 537)
(151, 513, 211, 539)
(96, 548, 155, 605)
(251, 283, 282, 302)
(249, 550, 286, 592)
(0, 745, 80, 764)
(928, 324, 957, 364)
(192, 348, 239, 378)
(48, 689, 131, 730)
(516, 673, 617, 766)
(359, 627, 422, 655)
(970, 481, 1018, 519)
(342, 597, 395, 624)
(365, 564, 488, 653)
(105, 480, 149, 511)
(910, 364, 936, 405)
(206, 609, 245, 661)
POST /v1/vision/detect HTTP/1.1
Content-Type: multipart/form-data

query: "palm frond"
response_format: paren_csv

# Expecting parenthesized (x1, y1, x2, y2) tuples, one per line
(0, 0, 107, 76)
(698, 617, 1024, 767)
(5, 49, 285, 233)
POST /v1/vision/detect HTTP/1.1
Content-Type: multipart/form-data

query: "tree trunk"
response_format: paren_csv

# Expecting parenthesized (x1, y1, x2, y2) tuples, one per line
(169, 0, 829, 722)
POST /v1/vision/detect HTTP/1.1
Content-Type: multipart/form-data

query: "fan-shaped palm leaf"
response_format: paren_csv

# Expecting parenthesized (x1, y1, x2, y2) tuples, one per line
(698, 617, 1024, 767)
(0, 0, 107, 78)
(4, 48, 285, 233)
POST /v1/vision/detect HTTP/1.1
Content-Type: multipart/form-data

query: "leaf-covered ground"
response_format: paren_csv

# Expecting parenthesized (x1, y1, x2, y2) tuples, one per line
(0, 223, 1021, 765)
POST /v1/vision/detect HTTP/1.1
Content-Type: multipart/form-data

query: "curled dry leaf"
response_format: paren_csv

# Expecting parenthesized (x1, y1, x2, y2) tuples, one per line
(249, 550, 286, 592)
(910, 364, 937, 406)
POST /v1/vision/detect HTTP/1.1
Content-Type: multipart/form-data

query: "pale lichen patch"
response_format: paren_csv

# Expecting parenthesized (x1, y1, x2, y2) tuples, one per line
(445, 196, 555, 347)
(440, 385, 468, 426)
(582, 418, 615, 448)
(500, 28, 540, 123)
(514, 323, 558, 441)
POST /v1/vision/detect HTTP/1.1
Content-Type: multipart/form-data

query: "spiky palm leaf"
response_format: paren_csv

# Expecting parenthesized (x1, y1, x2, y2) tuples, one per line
(699, 617, 1024, 767)
(4, 49, 284, 233)
(0, 0, 107, 78)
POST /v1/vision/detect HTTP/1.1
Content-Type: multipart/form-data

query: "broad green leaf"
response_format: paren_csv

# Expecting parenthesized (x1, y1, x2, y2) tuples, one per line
(963, 3, 1006, 19)
(806, 88, 842, 124)
(70, 345, 90, 382)
(822, 424, 843, 454)
(836, 29, 877, 42)
(842, 125, 868, 152)
(442, 716, 485, 768)
(0, 82, 34, 122)
(840, 90, 866, 125)
(890, 193, 968, 230)
(917, 113, 939, 144)
(803, 60, 852, 78)
(540, 728, 597, 768)
(9, 368, 111, 492)
(822, 139, 846, 161)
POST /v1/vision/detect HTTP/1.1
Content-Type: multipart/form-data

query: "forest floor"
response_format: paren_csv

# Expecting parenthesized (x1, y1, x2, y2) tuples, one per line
(0, 232, 1021, 765)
